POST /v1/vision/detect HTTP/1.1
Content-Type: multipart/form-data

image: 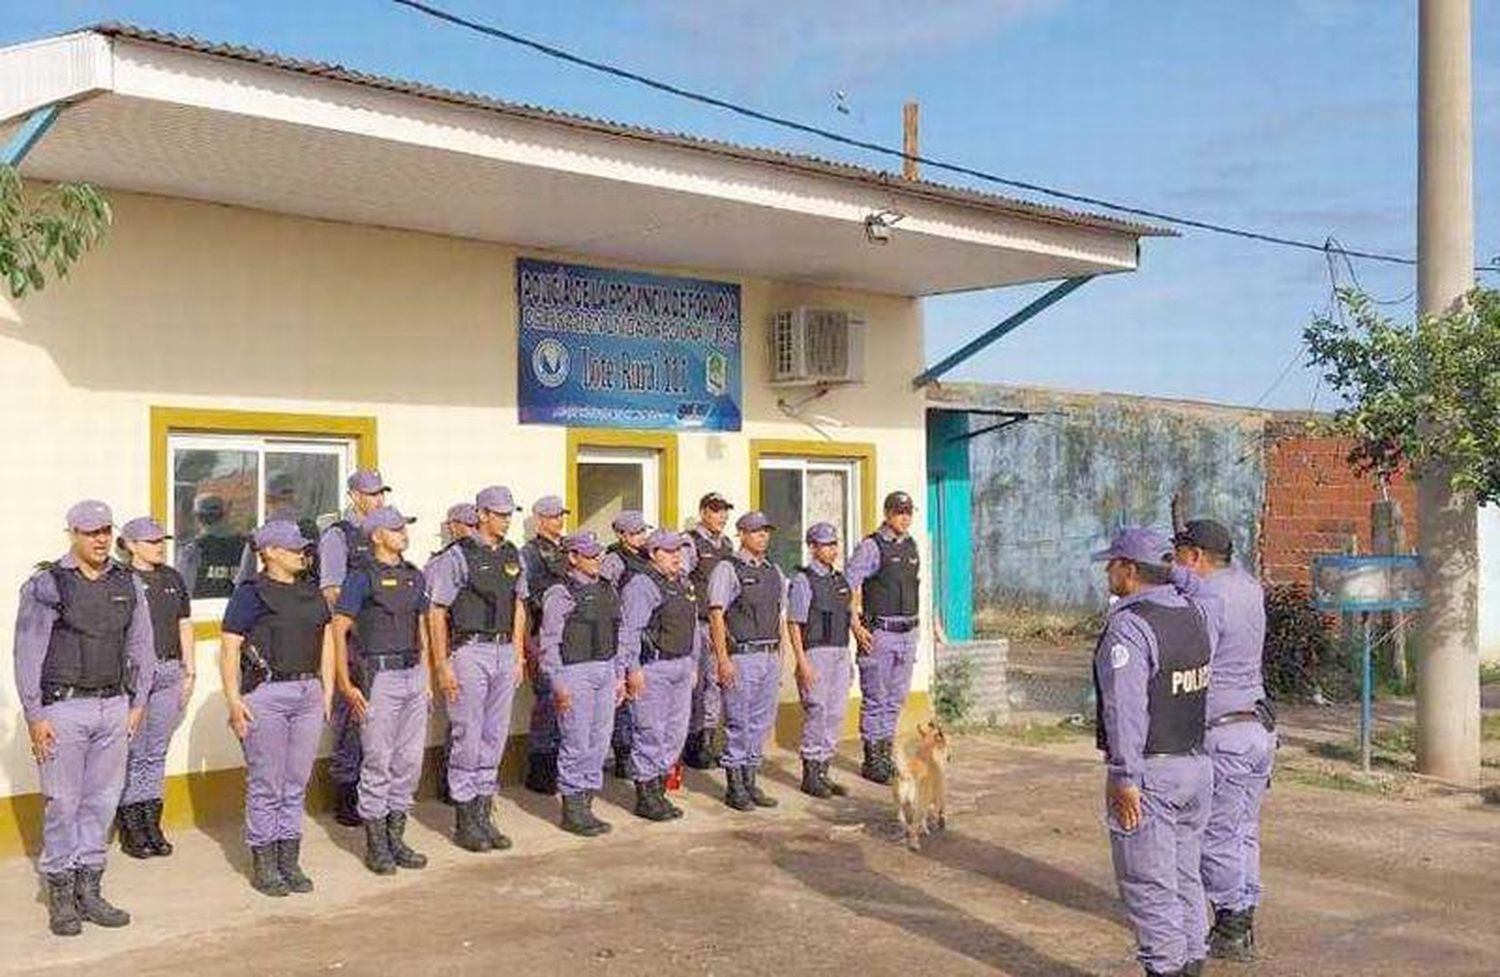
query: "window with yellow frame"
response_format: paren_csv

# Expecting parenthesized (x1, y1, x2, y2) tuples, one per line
(749, 439, 876, 574)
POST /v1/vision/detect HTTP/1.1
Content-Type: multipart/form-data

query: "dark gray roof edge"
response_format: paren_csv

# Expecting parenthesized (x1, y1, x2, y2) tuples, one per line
(80, 22, 1175, 241)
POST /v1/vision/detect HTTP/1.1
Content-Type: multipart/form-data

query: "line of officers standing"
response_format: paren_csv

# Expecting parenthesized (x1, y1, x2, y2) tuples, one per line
(13, 472, 924, 936)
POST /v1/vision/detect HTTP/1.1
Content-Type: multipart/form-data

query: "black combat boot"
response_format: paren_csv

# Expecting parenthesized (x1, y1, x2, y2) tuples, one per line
(681, 729, 712, 770)
(275, 838, 314, 893)
(879, 740, 899, 782)
(386, 811, 428, 869)
(861, 740, 890, 784)
(744, 766, 778, 808)
(524, 751, 559, 794)
(45, 871, 81, 937)
(116, 802, 153, 859)
(818, 759, 849, 797)
(363, 818, 397, 875)
(723, 767, 755, 811)
(800, 758, 832, 799)
(143, 798, 174, 856)
(436, 742, 454, 806)
(333, 781, 362, 827)
(634, 780, 674, 821)
(584, 791, 613, 835)
(560, 792, 602, 836)
(656, 777, 684, 819)
(453, 797, 492, 852)
(1208, 906, 1255, 962)
(250, 845, 290, 897)
(73, 866, 130, 927)
(1182, 958, 1205, 976)
(477, 795, 513, 851)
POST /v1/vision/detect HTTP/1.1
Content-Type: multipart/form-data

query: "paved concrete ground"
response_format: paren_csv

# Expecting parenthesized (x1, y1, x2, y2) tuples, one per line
(4, 711, 1498, 977)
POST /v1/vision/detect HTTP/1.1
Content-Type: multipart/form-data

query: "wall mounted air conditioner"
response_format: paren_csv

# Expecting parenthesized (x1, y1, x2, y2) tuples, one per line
(768, 308, 867, 386)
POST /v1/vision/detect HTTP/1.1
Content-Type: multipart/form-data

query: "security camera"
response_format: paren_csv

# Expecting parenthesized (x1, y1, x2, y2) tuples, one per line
(864, 209, 905, 245)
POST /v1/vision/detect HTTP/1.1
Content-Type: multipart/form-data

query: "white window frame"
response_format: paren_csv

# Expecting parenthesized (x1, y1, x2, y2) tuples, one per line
(575, 445, 662, 530)
(758, 455, 862, 558)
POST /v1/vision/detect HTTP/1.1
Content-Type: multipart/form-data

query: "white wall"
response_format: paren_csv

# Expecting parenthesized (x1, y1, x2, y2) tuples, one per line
(0, 190, 931, 798)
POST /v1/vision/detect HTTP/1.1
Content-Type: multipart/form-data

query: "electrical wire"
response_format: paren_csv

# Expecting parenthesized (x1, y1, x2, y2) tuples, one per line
(392, 0, 1500, 273)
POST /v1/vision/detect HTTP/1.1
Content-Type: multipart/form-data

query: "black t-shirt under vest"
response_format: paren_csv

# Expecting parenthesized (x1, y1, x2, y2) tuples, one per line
(797, 566, 852, 648)
(248, 576, 330, 675)
(559, 578, 620, 665)
(41, 563, 137, 689)
(606, 542, 651, 588)
(1094, 599, 1211, 758)
(689, 531, 733, 617)
(724, 557, 781, 645)
(448, 537, 521, 640)
(860, 532, 920, 624)
(353, 561, 425, 655)
(135, 564, 191, 661)
(643, 569, 697, 660)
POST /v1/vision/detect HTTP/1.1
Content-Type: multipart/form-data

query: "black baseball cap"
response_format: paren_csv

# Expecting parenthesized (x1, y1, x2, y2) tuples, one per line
(884, 491, 916, 514)
(699, 492, 734, 512)
(1172, 519, 1233, 557)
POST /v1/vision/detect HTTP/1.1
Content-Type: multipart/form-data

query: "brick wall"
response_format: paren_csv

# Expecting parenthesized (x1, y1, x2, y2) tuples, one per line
(1260, 419, 1419, 585)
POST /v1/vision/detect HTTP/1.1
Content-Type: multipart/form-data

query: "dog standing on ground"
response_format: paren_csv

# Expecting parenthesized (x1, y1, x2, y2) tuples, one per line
(892, 720, 950, 851)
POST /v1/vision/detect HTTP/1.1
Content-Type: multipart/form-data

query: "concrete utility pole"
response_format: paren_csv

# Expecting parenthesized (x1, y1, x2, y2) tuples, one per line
(1415, 0, 1481, 784)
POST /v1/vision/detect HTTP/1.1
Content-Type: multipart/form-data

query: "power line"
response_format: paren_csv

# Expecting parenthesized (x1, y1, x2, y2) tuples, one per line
(392, 0, 1500, 274)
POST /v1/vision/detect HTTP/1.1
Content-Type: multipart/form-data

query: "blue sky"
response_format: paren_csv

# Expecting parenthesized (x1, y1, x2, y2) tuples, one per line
(6, 1, 1497, 409)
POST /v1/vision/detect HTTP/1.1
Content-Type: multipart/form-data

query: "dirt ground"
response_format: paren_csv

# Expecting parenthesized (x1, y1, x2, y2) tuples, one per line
(4, 704, 1497, 977)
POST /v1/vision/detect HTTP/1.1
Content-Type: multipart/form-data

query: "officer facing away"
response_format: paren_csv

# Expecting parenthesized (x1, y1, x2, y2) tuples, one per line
(1170, 519, 1273, 962)
(1093, 527, 1213, 977)
(14, 501, 156, 936)
(846, 490, 921, 784)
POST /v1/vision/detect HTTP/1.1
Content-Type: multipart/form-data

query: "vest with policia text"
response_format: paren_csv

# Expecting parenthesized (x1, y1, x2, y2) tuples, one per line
(522, 535, 567, 635)
(136, 564, 189, 661)
(643, 569, 697, 661)
(39, 563, 137, 689)
(606, 541, 652, 588)
(559, 579, 620, 666)
(448, 537, 521, 641)
(689, 530, 733, 618)
(354, 561, 425, 656)
(860, 532, 920, 625)
(1094, 600, 1211, 758)
(246, 576, 329, 677)
(798, 566, 851, 648)
(724, 556, 781, 646)
(193, 532, 246, 598)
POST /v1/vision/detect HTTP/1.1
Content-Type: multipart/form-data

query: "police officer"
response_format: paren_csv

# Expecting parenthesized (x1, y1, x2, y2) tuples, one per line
(332, 506, 430, 875)
(426, 486, 527, 852)
(788, 522, 853, 799)
(679, 492, 735, 769)
(1093, 527, 1213, 977)
(1170, 519, 1273, 962)
(177, 494, 248, 599)
(520, 495, 569, 794)
(427, 502, 480, 805)
(115, 516, 195, 859)
(219, 520, 335, 898)
(538, 531, 623, 836)
(14, 501, 155, 935)
(707, 511, 788, 812)
(617, 529, 698, 822)
(234, 473, 321, 586)
(601, 510, 651, 778)
(846, 490, 921, 784)
(320, 469, 390, 827)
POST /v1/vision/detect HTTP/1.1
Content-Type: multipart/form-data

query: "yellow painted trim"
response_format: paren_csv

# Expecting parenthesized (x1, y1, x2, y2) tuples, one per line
(564, 428, 680, 532)
(149, 406, 379, 639)
(747, 439, 879, 536)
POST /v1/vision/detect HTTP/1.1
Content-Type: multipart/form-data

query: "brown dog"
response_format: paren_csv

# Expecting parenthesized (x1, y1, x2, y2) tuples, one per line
(892, 719, 950, 851)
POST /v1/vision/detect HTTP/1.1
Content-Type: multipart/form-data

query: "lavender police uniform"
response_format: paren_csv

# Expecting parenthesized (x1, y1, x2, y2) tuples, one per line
(14, 502, 156, 878)
(845, 522, 920, 744)
(788, 547, 854, 763)
(617, 532, 700, 781)
(521, 496, 570, 763)
(1093, 530, 1214, 976)
(320, 502, 377, 791)
(601, 512, 651, 769)
(425, 514, 528, 806)
(707, 540, 787, 771)
(681, 523, 734, 738)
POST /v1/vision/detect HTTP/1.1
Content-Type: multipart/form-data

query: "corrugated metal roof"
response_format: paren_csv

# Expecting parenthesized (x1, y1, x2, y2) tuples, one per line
(84, 22, 1173, 240)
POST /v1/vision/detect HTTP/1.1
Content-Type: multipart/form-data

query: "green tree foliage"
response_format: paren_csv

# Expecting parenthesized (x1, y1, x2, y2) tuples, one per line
(0, 164, 111, 299)
(1304, 287, 1500, 502)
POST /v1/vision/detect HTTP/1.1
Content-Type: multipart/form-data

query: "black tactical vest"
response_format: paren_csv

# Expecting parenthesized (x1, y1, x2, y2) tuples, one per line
(643, 569, 697, 660)
(1094, 599, 1211, 757)
(331, 520, 375, 578)
(798, 566, 851, 647)
(40, 563, 137, 688)
(860, 532, 920, 624)
(136, 564, 189, 660)
(724, 556, 781, 645)
(522, 536, 568, 634)
(689, 530, 733, 617)
(559, 578, 620, 665)
(605, 542, 651, 588)
(247, 576, 329, 675)
(354, 561, 425, 655)
(448, 537, 521, 640)
(193, 533, 247, 598)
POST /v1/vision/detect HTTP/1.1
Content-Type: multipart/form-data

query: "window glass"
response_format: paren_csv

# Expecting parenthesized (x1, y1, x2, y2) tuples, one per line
(759, 468, 803, 574)
(577, 462, 644, 538)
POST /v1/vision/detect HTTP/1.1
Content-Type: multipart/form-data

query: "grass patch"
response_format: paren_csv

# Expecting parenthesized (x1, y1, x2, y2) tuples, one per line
(1484, 713, 1500, 742)
(1480, 661, 1500, 686)
(975, 605, 1103, 644)
(1309, 721, 1417, 770)
(1277, 764, 1403, 796)
(977, 719, 1094, 746)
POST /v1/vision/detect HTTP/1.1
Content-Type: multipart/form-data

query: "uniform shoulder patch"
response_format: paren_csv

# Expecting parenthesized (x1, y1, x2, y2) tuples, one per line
(1110, 643, 1130, 669)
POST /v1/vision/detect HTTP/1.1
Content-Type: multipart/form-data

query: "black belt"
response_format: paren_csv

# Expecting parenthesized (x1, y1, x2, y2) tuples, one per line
(872, 618, 919, 634)
(364, 651, 421, 672)
(640, 646, 692, 665)
(155, 653, 182, 663)
(1145, 747, 1206, 758)
(731, 640, 778, 655)
(1208, 711, 1260, 728)
(41, 684, 125, 705)
(454, 630, 504, 646)
(268, 671, 318, 683)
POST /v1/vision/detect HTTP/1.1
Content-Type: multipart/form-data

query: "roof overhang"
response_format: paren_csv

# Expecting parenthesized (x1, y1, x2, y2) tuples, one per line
(1, 28, 1164, 297)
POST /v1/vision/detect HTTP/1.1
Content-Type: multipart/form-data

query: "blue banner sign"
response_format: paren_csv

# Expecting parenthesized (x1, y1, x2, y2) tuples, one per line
(517, 259, 742, 431)
(1311, 554, 1426, 613)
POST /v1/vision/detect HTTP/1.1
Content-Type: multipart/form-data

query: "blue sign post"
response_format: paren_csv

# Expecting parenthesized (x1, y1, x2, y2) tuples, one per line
(516, 259, 742, 431)
(1311, 554, 1425, 772)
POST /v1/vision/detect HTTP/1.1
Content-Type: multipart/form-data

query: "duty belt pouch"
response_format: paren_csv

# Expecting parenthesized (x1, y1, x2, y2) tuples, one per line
(240, 643, 272, 696)
(1255, 698, 1277, 733)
